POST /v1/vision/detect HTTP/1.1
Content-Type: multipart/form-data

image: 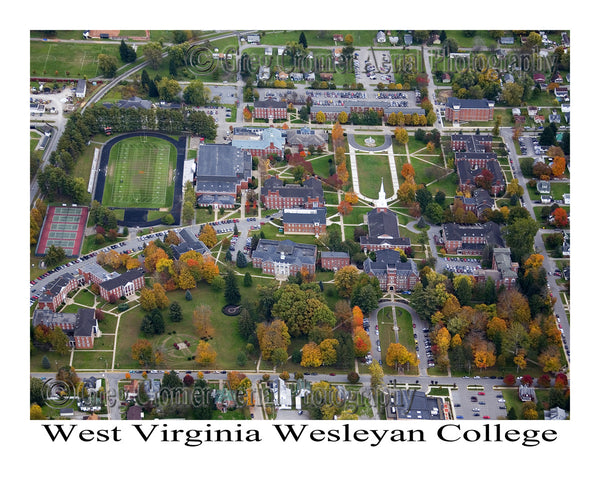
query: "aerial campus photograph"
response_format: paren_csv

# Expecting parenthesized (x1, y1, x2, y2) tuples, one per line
(26, 24, 576, 430)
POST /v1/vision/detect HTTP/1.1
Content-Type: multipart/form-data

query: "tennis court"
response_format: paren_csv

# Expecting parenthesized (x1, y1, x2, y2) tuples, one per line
(35, 206, 89, 257)
(102, 136, 176, 209)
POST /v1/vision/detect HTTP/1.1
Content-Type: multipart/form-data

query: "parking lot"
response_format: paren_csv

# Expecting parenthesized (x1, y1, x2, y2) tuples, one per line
(451, 384, 508, 420)
(439, 257, 482, 275)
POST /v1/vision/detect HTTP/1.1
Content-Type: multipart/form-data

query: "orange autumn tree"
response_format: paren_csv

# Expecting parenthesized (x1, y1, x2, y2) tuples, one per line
(337, 200, 353, 216)
(353, 327, 371, 357)
(345, 191, 359, 204)
(352, 305, 364, 330)
(551, 156, 566, 177)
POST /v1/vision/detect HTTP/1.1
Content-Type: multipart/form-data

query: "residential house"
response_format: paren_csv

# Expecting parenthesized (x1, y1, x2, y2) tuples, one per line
(214, 388, 236, 412)
(363, 249, 419, 292)
(536, 180, 551, 194)
(195, 144, 252, 208)
(499, 36, 515, 45)
(320, 251, 350, 271)
(75, 79, 87, 98)
(261, 176, 324, 210)
(271, 377, 292, 410)
(376, 31, 386, 43)
(533, 73, 546, 84)
(544, 407, 567, 420)
(126, 405, 143, 420)
(32, 307, 99, 349)
(282, 208, 327, 236)
(444, 97, 495, 123)
(143, 379, 161, 402)
(441, 222, 504, 255)
(441, 72, 451, 83)
(251, 239, 317, 279)
(123, 380, 140, 400)
(257, 66, 271, 82)
(246, 34, 260, 44)
(519, 384, 535, 402)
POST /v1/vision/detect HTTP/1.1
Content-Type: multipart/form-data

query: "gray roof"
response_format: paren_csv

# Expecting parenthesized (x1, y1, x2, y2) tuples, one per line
(493, 247, 517, 279)
(442, 222, 504, 247)
(196, 145, 252, 195)
(115, 96, 152, 110)
(451, 134, 493, 152)
(446, 97, 494, 110)
(38, 272, 76, 302)
(254, 98, 287, 109)
(252, 239, 317, 267)
(456, 159, 505, 189)
(33, 307, 97, 338)
(286, 127, 328, 147)
(99, 268, 144, 292)
(391, 390, 442, 419)
(367, 209, 399, 238)
(321, 251, 349, 259)
(76, 79, 86, 94)
(363, 250, 418, 276)
(282, 207, 326, 225)
(171, 229, 210, 259)
(262, 176, 324, 202)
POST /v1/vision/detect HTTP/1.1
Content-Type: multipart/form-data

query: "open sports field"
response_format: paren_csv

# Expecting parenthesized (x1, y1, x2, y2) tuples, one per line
(30, 41, 124, 77)
(102, 136, 177, 209)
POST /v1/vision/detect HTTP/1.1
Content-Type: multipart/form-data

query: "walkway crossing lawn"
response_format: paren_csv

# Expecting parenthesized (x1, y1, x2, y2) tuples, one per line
(377, 306, 419, 375)
(355, 154, 395, 199)
(72, 289, 96, 307)
(30, 41, 124, 78)
(309, 154, 334, 179)
(103, 136, 177, 209)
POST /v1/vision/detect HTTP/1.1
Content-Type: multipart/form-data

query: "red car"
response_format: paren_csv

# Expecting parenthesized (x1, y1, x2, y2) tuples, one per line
(483, 416, 490, 419)
(478, 391, 485, 395)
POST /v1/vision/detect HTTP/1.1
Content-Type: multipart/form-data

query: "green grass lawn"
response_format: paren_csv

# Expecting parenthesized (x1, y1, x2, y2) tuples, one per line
(103, 136, 177, 209)
(72, 288, 96, 307)
(355, 154, 394, 198)
(30, 41, 125, 78)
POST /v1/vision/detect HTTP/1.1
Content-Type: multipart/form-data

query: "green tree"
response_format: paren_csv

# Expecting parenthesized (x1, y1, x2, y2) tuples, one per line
(119, 39, 137, 63)
(97, 54, 118, 77)
(183, 80, 210, 106)
(243, 271, 253, 287)
(143, 42, 164, 70)
(162, 370, 183, 390)
(224, 270, 241, 305)
(44, 245, 66, 268)
(49, 327, 70, 355)
(157, 77, 181, 102)
(169, 301, 183, 322)
(504, 217, 539, 262)
(351, 284, 379, 315)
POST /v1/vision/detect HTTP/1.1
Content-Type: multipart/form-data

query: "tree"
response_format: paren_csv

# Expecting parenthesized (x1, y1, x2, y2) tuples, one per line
(131, 339, 155, 367)
(139, 288, 157, 312)
(301, 342, 323, 367)
(236, 250, 248, 268)
(49, 327, 70, 355)
(157, 77, 181, 102)
(395, 127, 409, 145)
(386, 343, 413, 371)
(195, 340, 217, 365)
(30, 404, 46, 420)
(506, 178, 524, 198)
(198, 224, 217, 248)
(152, 282, 170, 309)
(319, 338, 339, 366)
(193, 305, 215, 340)
(45, 245, 66, 268)
(353, 327, 371, 357)
(298, 31, 308, 49)
(169, 301, 183, 323)
(315, 111, 326, 124)
(97, 54, 118, 77)
(351, 283, 379, 315)
(552, 207, 569, 227)
(337, 200, 353, 216)
(243, 271, 253, 287)
(143, 42, 164, 70)
(368, 361, 384, 389)
(256, 319, 291, 360)
(119, 39, 137, 63)
(501, 83, 525, 106)
(224, 270, 241, 305)
(334, 266, 360, 298)
(503, 217, 539, 262)
(183, 79, 210, 106)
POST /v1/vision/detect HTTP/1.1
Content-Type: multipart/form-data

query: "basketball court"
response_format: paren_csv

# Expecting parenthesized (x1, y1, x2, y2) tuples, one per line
(35, 205, 89, 257)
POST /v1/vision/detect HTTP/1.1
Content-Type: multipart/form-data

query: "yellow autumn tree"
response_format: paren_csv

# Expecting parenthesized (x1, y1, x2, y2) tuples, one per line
(301, 342, 323, 367)
(195, 340, 217, 365)
(319, 338, 339, 366)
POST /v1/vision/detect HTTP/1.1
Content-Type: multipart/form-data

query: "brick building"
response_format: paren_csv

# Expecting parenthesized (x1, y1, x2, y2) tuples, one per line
(36, 272, 80, 312)
(359, 179, 411, 253)
(98, 268, 145, 302)
(32, 307, 99, 349)
(282, 208, 327, 236)
(171, 229, 211, 260)
(456, 158, 506, 195)
(253, 98, 287, 120)
(195, 144, 252, 208)
(251, 239, 317, 279)
(441, 222, 504, 255)
(450, 134, 493, 152)
(286, 127, 328, 150)
(232, 127, 285, 157)
(473, 247, 518, 289)
(320, 251, 350, 271)
(261, 176, 324, 210)
(363, 249, 419, 292)
(454, 188, 494, 218)
(445, 97, 495, 123)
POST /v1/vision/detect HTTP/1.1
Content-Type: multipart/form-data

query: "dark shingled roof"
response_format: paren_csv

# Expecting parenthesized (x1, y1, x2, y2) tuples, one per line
(99, 268, 144, 292)
(366, 209, 400, 238)
(262, 176, 324, 202)
(446, 97, 494, 109)
(363, 249, 418, 276)
(252, 239, 317, 267)
(171, 229, 210, 259)
(282, 208, 326, 225)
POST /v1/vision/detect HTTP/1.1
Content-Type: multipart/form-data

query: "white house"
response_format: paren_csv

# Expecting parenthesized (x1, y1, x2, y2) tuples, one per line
(75, 79, 87, 99)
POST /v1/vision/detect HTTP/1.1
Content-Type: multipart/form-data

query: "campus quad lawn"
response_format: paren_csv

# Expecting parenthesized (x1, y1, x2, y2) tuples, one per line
(355, 154, 394, 199)
(377, 306, 418, 375)
(114, 282, 275, 371)
(102, 136, 177, 209)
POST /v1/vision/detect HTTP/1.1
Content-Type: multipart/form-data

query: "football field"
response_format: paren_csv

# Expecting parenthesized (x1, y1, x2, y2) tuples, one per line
(103, 136, 176, 209)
